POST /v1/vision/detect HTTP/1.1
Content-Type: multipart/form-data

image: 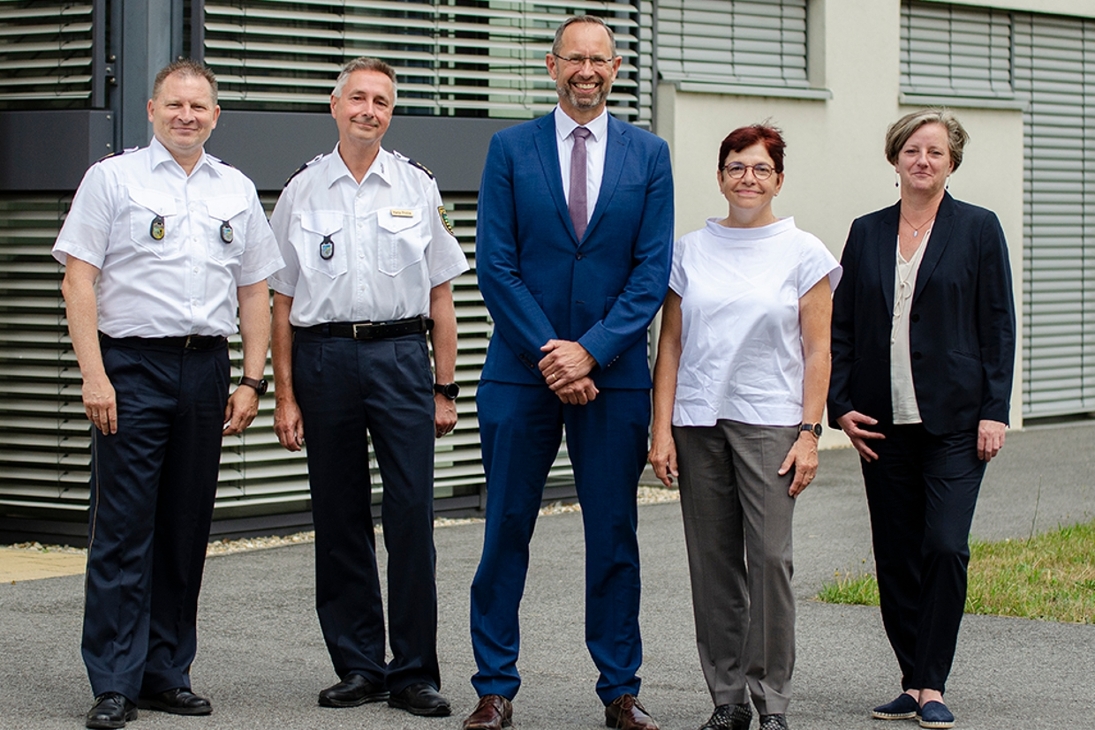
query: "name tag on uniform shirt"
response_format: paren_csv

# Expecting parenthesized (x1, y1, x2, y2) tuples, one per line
(390, 208, 414, 218)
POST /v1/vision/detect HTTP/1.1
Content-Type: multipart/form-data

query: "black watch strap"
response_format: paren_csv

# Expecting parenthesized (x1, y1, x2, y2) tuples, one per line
(800, 422, 822, 438)
(433, 382, 460, 400)
(240, 376, 268, 396)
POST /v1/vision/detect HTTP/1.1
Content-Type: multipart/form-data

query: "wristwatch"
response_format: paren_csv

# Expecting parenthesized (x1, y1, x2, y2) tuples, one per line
(239, 376, 268, 396)
(434, 382, 460, 400)
(800, 422, 822, 438)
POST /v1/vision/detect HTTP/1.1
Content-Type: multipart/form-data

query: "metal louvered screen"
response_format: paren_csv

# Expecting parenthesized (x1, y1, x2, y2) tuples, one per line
(899, 2, 1095, 419)
(200, 0, 650, 124)
(656, 0, 808, 88)
(1014, 13, 1095, 418)
(0, 1, 95, 108)
(900, 0, 1012, 97)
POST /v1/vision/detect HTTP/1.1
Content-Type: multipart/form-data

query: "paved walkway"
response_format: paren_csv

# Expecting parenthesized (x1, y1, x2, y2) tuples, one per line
(1, 423, 1093, 729)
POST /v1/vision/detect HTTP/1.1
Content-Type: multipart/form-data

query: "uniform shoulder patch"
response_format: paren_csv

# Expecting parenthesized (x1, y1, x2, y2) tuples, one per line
(96, 146, 138, 164)
(284, 153, 324, 187)
(437, 205, 455, 237)
(393, 150, 435, 179)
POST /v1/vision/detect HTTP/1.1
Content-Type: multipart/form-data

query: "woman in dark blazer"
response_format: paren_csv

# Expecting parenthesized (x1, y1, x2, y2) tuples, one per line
(828, 109, 1015, 730)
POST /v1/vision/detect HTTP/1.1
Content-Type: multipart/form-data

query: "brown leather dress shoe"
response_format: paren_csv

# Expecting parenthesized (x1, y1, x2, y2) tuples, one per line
(605, 694, 660, 730)
(463, 694, 513, 730)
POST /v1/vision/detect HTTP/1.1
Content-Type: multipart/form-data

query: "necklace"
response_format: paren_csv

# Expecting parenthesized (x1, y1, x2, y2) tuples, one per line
(900, 210, 936, 238)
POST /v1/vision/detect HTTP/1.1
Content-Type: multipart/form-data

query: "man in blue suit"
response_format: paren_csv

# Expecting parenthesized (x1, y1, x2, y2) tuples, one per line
(463, 15, 674, 730)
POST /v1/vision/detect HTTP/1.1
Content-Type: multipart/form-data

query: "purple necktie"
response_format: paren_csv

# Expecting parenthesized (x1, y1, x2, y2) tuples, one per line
(569, 126, 592, 239)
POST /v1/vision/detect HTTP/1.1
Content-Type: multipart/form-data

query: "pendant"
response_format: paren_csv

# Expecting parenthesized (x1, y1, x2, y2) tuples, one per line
(320, 234, 334, 260)
(220, 220, 234, 244)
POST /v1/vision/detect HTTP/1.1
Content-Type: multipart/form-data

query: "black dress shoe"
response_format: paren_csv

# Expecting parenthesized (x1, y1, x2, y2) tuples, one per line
(388, 682, 452, 717)
(138, 687, 213, 715)
(86, 693, 137, 729)
(318, 674, 389, 707)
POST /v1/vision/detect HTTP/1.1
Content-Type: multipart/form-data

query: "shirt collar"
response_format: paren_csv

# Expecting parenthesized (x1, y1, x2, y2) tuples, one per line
(147, 136, 219, 176)
(554, 105, 608, 143)
(328, 144, 394, 188)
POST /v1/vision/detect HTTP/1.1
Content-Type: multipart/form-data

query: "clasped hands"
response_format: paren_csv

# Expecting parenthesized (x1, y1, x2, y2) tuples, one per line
(539, 339, 598, 405)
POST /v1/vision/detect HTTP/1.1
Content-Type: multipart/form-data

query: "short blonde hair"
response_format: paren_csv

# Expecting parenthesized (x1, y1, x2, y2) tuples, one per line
(884, 108, 969, 171)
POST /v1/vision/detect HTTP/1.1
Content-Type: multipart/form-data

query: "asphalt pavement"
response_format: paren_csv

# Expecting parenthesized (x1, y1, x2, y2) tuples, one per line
(1, 421, 1093, 730)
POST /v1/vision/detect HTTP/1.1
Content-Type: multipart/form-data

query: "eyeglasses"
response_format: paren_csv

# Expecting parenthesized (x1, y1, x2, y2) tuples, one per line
(552, 54, 616, 68)
(721, 162, 776, 180)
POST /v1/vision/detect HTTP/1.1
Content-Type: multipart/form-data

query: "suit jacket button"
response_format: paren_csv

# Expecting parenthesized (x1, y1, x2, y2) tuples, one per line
(910, 313, 920, 323)
(575, 252, 583, 260)
(912, 351, 922, 360)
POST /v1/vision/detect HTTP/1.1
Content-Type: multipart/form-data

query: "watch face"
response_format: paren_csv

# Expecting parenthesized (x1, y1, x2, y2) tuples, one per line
(435, 382, 460, 399)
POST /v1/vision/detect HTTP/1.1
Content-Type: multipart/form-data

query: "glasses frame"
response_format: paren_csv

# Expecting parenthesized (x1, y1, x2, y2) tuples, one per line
(551, 53, 616, 69)
(720, 162, 776, 181)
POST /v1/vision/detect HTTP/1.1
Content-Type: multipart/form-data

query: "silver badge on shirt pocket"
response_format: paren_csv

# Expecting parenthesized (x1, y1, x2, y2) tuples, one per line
(320, 234, 334, 261)
(220, 220, 234, 244)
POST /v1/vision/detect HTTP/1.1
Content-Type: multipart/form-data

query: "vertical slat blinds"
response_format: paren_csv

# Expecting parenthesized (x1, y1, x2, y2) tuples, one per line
(201, 0, 650, 123)
(656, 0, 808, 88)
(900, 1, 1095, 418)
(0, 0, 94, 106)
(900, 0, 1012, 97)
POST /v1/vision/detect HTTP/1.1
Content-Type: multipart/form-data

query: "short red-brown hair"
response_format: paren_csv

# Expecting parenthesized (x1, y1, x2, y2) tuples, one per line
(717, 124, 786, 174)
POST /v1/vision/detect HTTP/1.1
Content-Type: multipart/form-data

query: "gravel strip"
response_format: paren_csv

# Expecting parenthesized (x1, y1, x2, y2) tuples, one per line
(3, 486, 681, 558)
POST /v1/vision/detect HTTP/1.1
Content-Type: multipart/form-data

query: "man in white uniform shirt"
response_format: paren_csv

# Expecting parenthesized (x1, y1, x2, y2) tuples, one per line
(269, 56, 468, 718)
(53, 60, 283, 729)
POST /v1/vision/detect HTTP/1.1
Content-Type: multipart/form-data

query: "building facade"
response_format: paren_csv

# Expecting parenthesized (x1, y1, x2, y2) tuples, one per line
(1, 0, 1093, 541)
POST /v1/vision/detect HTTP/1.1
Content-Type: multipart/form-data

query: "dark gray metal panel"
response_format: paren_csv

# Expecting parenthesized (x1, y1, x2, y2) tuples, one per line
(205, 111, 517, 192)
(0, 111, 115, 191)
(118, 0, 179, 150)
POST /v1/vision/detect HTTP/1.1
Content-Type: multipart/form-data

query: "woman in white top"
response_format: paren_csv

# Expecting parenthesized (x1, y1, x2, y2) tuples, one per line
(649, 125, 840, 730)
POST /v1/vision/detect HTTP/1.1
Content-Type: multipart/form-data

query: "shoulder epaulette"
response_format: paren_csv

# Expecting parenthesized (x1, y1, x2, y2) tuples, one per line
(210, 155, 235, 168)
(96, 146, 138, 164)
(393, 150, 435, 179)
(284, 153, 324, 187)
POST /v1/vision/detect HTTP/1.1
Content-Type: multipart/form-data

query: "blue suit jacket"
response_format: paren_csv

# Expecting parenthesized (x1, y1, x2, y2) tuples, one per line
(828, 192, 1016, 434)
(476, 113, 674, 388)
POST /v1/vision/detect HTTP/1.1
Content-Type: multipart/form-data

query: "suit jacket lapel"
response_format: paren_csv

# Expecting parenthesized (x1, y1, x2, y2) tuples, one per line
(878, 202, 899, 317)
(583, 115, 629, 245)
(532, 114, 577, 242)
(912, 192, 956, 305)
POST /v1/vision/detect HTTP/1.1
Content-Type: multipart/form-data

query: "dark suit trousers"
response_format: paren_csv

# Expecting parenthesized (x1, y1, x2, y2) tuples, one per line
(292, 330, 440, 693)
(861, 424, 986, 693)
(83, 339, 229, 701)
(470, 381, 649, 704)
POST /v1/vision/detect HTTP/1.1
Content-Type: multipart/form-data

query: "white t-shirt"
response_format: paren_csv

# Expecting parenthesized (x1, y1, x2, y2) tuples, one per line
(269, 145, 469, 326)
(53, 138, 284, 338)
(670, 217, 842, 428)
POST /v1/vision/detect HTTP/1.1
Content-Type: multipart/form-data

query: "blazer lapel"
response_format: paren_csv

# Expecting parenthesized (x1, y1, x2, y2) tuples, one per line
(911, 192, 956, 305)
(583, 115, 629, 245)
(532, 114, 577, 241)
(878, 202, 899, 317)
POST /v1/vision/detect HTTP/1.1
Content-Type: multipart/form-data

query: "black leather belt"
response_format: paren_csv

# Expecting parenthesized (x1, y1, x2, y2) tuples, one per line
(99, 333, 228, 351)
(300, 316, 433, 341)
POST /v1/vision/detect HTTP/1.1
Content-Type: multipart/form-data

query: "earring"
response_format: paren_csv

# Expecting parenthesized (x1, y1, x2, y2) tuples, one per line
(894, 171, 899, 188)
(946, 176, 950, 190)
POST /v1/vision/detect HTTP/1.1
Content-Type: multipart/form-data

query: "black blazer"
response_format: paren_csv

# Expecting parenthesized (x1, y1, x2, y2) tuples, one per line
(828, 192, 1016, 435)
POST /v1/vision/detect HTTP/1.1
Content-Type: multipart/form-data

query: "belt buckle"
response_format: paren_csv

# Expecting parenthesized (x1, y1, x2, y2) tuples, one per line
(352, 322, 372, 340)
(184, 335, 194, 349)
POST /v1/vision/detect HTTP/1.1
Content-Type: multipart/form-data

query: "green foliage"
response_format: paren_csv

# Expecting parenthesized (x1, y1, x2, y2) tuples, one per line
(816, 520, 1095, 624)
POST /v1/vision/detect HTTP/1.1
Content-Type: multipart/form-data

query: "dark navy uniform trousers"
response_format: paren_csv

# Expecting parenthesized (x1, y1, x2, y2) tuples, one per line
(83, 337, 229, 701)
(291, 329, 440, 693)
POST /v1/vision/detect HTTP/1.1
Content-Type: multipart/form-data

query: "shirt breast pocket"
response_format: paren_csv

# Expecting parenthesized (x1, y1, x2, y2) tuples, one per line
(204, 196, 249, 262)
(299, 210, 347, 279)
(377, 207, 428, 276)
(127, 187, 178, 257)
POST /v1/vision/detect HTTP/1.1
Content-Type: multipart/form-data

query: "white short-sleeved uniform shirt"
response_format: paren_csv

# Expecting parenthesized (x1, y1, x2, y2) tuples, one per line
(670, 217, 842, 428)
(268, 146, 469, 326)
(52, 138, 284, 338)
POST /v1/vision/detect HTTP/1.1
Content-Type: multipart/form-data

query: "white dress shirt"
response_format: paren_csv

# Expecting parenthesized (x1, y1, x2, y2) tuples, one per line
(554, 105, 609, 227)
(52, 137, 284, 338)
(268, 145, 469, 326)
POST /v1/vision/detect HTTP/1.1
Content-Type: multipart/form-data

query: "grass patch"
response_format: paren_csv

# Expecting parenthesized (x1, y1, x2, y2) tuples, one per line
(816, 520, 1095, 624)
